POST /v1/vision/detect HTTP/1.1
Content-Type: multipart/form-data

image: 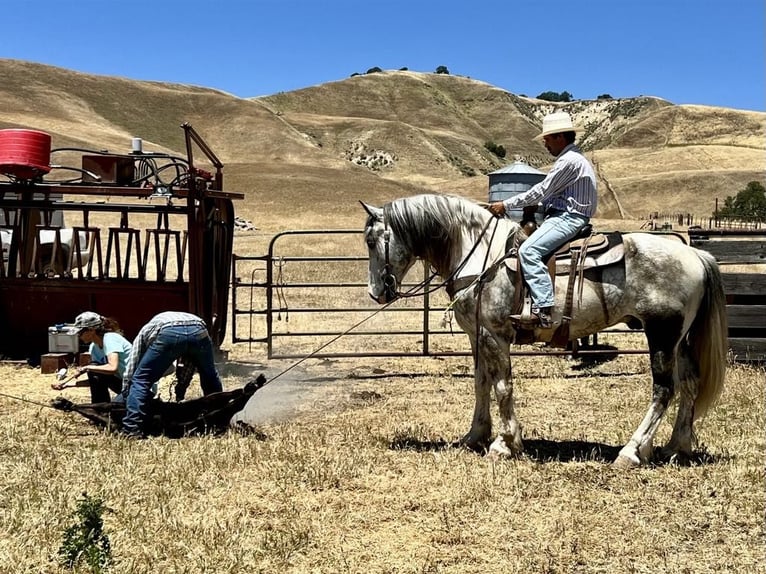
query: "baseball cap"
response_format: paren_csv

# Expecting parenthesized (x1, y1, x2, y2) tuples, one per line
(72, 311, 103, 332)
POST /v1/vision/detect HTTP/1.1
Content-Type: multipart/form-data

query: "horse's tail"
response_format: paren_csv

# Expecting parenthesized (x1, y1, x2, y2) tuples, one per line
(688, 251, 728, 420)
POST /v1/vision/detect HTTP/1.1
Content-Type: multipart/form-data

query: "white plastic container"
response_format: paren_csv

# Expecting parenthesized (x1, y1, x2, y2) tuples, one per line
(47, 326, 80, 353)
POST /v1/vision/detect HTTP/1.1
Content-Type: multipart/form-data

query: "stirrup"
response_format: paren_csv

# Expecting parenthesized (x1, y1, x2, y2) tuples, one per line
(510, 307, 553, 329)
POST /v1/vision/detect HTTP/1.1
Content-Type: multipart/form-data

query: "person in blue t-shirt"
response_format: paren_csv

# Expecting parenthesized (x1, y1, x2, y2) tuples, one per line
(51, 311, 132, 403)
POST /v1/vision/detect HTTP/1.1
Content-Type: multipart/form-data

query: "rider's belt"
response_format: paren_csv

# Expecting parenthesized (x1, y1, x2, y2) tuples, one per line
(544, 207, 565, 218)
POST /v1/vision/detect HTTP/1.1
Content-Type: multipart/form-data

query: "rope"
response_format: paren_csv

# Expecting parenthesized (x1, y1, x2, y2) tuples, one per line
(264, 273, 429, 386)
(275, 256, 289, 322)
(395, 213, 499, 300)
(0, 391, 56, 410)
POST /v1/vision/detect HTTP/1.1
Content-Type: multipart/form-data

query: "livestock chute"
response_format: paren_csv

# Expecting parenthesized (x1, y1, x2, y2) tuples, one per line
(0, 124, 243, 362)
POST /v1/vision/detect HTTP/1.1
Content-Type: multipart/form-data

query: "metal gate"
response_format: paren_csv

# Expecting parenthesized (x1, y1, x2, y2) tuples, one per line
(231, 229, 646, 359)
(231, 229, 452, 359)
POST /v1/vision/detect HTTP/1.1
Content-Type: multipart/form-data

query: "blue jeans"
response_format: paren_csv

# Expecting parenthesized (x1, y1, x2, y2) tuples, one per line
(517, 210, 589, 309)
(122, 324, 223, 434)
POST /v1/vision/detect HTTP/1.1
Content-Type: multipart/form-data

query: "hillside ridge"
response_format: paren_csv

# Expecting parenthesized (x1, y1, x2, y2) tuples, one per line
(0, 59, 763, 220)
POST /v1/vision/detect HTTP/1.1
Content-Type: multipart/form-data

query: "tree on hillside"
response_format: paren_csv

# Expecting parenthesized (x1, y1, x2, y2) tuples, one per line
(435, 65, 450, 74)
(715, 181, 766, 220)
(597, 94, 613, 100)
(366, 67, 383, 74)
(536, 90, 573, 102)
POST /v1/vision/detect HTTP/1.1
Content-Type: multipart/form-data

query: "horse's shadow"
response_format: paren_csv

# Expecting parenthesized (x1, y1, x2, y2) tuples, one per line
(569, 343, 621, 370)
(390, 436, 720, 466)
(518, 438, 622, 463)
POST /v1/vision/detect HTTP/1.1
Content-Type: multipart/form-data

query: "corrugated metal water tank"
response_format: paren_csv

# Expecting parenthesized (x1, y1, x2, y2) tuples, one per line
(487, 160, 545, 221)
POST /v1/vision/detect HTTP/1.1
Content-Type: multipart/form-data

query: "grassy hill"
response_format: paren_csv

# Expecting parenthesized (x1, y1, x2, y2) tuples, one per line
(0, 59, 763, 224)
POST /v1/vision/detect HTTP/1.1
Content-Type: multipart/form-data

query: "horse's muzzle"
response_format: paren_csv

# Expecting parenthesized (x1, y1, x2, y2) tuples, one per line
(370, 290, 397, 304)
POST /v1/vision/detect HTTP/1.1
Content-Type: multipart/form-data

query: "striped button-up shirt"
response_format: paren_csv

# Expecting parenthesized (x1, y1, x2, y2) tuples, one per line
(123, 311, 207, 387)
(502, 144, 598, 218)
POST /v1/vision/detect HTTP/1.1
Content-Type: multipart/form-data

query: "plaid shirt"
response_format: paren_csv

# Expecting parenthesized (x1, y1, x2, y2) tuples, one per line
(123, 311, 207, 387)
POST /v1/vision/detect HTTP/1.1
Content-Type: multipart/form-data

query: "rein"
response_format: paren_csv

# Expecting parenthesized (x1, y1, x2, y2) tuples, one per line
(382, 210, 500, 300)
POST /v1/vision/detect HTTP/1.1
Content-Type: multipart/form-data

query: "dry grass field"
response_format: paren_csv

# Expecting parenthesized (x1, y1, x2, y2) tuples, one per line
(0, 347, 764, 573)
(1, 59, 764, 223)
(2, 200, 765, 573)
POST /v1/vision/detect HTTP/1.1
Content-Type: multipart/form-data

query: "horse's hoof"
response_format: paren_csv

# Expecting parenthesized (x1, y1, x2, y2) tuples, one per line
(666, 451, 693, 466)
(486, 449, 504, 461)
(487, 437, 522, 459)
(613, 453, 641, 469)
(459, 433, 490, 453)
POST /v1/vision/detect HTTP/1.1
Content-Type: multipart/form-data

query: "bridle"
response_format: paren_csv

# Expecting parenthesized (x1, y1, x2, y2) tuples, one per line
(381, 224, 399, 302)
(377, 208, 500, 301)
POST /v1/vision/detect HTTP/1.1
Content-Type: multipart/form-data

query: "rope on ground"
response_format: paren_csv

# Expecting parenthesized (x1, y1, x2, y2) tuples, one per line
(0, 391, 56, 410)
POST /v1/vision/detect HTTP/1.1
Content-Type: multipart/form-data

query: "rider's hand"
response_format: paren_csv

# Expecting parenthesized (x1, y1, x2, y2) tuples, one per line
(488, 202, 506, 217)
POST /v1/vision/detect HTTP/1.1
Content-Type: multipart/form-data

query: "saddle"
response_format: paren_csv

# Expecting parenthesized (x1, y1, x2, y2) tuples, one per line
(503, 226, 625, 347)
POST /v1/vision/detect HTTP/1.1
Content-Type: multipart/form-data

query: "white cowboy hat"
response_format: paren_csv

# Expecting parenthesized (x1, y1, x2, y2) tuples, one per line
(534, 112, 581, 140)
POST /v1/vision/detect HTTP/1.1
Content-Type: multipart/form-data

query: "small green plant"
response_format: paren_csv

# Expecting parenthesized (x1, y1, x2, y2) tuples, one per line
(58, 493, 113, 573)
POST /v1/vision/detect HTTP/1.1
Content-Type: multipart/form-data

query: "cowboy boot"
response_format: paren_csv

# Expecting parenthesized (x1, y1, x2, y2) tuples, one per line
(534, 307, 553, 329)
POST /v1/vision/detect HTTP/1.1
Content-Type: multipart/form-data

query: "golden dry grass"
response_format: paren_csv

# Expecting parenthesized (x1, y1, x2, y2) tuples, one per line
(2, 201, 765, 573)
(0, 352, 763, 573)
(1, 59, 764, 222)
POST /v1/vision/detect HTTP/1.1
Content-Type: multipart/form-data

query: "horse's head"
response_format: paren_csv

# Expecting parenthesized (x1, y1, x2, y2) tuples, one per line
(361, 201, 417, 304)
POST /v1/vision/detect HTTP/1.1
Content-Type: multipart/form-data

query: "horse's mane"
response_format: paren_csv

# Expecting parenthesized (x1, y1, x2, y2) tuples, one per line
(384, 194, 512, 274)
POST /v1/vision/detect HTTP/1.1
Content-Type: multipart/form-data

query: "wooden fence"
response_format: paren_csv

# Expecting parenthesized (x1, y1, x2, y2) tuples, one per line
(644, 213, 765, 231)
(688, 229, 766, 362)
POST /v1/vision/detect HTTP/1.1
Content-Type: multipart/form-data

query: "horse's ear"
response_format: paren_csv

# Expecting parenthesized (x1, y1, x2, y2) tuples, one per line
(359, 200, 383, 221)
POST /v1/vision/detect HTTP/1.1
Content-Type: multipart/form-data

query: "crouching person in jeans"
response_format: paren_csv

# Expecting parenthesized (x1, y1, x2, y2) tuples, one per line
(120, 311, 224, 439)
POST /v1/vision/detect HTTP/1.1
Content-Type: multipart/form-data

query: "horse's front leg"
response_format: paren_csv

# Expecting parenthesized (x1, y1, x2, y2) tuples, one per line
(482, 333, 523, 458)
(460, 326, 492, 451)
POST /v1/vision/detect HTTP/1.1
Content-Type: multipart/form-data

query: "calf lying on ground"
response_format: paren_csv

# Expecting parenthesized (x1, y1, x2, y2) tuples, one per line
(51, 375, 266, 438)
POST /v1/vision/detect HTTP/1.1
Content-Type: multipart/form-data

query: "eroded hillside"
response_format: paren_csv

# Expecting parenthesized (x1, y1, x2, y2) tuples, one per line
(0, 60, 763, 220)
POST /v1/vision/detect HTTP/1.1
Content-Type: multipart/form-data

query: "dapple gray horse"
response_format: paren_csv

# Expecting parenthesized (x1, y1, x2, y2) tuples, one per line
(362, 194, 727, 467)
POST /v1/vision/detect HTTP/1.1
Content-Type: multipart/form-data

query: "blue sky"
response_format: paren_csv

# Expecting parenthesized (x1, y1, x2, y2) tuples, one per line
(3, 0, 764, 111)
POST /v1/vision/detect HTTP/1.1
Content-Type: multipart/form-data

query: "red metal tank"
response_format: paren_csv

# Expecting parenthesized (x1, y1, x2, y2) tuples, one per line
(0, 129, 52, 179)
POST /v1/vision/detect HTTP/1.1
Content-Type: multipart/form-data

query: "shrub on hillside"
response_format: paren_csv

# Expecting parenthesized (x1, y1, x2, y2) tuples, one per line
(435, 65, 450, 74)
(484, 141, 506, 159)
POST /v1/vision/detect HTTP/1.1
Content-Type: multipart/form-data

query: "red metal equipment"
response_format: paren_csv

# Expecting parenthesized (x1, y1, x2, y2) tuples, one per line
(0, 129, 52, 180)
(0, 124, 243, 362)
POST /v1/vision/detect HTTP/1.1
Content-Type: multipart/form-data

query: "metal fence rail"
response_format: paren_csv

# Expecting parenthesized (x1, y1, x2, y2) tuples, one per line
(231, 229, 647, 359)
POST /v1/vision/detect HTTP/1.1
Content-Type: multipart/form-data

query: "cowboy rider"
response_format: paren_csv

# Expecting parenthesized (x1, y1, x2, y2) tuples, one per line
(487, 111, 598, 328)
